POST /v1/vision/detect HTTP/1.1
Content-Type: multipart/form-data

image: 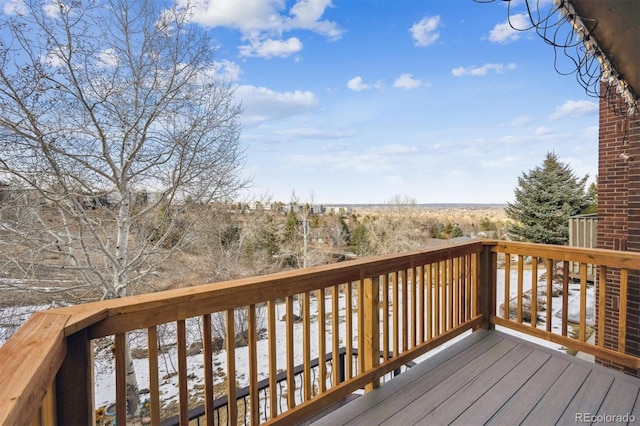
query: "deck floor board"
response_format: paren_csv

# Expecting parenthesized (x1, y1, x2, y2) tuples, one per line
(486, 355, 570, 425)
(451, 349, 551, 426)
(310, 330, 640, 426)
(337, 331, 505, 426)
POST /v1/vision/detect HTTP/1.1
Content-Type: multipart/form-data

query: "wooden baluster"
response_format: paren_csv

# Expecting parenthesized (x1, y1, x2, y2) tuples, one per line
(418, 265, 425, 343)
(468, 254, 475, 319)
(562, 261, 569, 337)
(426, 264, 432, 340)
(318, 288, 327, 393)
(332, 285, 341, 385)
(440, 262, 447, 334)
(459, 257, 466, 323)
(248, 305, 259, 425)
(619, 269, 629, 353)
(303, 293, 312, 401)
(393, 272, 399, 357)
(517, 255, 524, 323)
(147, 326, 161, 426)
(114, 333, 127, 426)
(364, 276, 380, 392)
(285, 296, 295, 409)
(448, 258, 454, 330)
(531, 257, 538, 328)
(579, 264, 587, 342)
(345, 283, 353, 379)
(546, 259, 553, 333)
(453, 258, 459, 328)
(177, 319, 188, 425)
(401, 269, 408, 352)
(267, 300, 278, 418)
(410, 266, 417, 348)
(439, 262, 446, 333)
(358, 280, 365, 374)
(382, 274, 390, 361)
(226, 309, 237, 426)
(504, 254, 511, 320)
(434, 263, 440, 336)
(598, 267, 607, 347)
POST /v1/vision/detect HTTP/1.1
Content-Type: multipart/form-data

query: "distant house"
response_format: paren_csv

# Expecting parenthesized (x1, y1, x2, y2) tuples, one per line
(282, 204, 323, 214)
(324, 206, 353, 215)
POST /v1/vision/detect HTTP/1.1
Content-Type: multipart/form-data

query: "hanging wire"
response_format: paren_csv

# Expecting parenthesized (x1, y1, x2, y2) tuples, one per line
(474, 0, 638, 118)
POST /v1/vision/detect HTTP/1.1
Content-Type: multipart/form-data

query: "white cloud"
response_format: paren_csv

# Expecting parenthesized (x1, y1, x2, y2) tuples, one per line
(212, 60, 242, 82)
(393, 74, 422, 89)
(550, 100, 598, 120)
(347, 76, 371, 92)
(482, 155, 522, 168)
(500, 135, 522, 144)
(410, 16, 441, 47)
(373, 144, 418, 155)
(2, 0, 26, 14)
(535, 126, 553, 135)
(234, 85, 319, 124)
(239, 37, 303, 58)
(489, 13, 530, 44)
(288, 143, 417, 173)
(96, 48, 121, 68)
(508, 115, 531, 127)
(177, 0, 343, 58)
(287, 0, 343, 40)
(275, 128, 357, 139)
(451, 63, 517, 77)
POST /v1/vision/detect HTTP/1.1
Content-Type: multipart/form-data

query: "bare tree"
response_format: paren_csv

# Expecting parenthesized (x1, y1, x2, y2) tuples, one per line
(360, 195, 421, 255)
(0, 0, 246, 415)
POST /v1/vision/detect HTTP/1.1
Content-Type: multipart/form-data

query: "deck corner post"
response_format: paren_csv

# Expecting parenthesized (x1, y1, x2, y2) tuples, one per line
(478, 244, 497, 330)
(55, 328, 94, 425)
(364, 276, 380, 391)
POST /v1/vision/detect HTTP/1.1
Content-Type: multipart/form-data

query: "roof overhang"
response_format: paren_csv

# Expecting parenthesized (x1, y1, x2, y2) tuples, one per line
(570, 0, 640, 99)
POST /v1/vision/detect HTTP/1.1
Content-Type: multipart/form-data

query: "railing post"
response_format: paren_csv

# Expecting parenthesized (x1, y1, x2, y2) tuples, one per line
(364, 276, 380, 392)
(55, 328, 94, 425)
(478, 244, 497, 330)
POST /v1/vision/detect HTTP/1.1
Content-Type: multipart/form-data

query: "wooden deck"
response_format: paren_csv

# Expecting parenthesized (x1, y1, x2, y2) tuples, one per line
(309, 330, 640, 426)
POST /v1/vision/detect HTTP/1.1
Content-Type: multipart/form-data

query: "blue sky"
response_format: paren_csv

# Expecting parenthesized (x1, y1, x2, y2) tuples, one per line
(188, 0, 598, 204)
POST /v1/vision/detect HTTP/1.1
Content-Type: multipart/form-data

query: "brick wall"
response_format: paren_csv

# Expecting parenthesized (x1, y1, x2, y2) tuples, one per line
(596, 82, 640, 374)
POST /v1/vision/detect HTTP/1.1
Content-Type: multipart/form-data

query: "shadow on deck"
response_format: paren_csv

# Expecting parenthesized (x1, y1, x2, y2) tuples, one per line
(310, 330, 640, 426)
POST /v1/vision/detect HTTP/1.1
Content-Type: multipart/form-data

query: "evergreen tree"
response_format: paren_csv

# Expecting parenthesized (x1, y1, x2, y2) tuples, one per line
(350, 222, 372, 255)
(284, 209, 299, 243)
(582, 179, 598, 214)
(505, 152, 589, 245)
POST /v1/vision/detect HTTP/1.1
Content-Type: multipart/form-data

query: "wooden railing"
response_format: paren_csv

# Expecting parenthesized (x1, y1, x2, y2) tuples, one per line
(489, 241, 640, 369)
(1, 240, 640, 425)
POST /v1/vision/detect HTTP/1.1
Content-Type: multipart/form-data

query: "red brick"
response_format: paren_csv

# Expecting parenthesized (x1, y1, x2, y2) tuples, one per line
(597, 81, 640, 375)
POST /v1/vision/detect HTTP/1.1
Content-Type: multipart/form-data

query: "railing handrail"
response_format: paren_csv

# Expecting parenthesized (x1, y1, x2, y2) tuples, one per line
(491, 240, 640, 269)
